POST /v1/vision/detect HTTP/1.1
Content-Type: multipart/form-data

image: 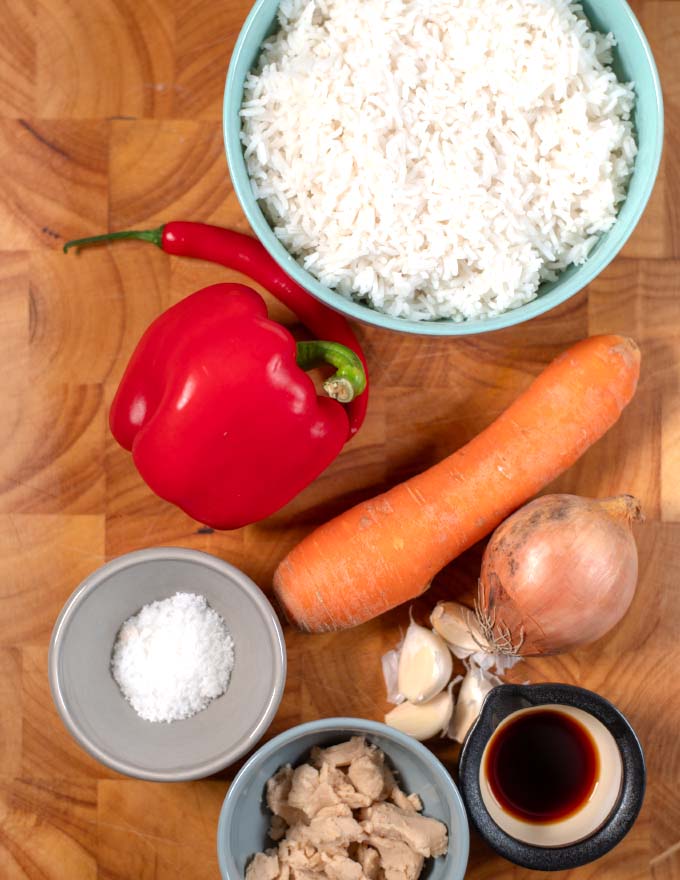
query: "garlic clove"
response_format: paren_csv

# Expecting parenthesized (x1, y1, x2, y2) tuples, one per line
(385, 684, 455, 741)
(430, 601, 488, 658)
(381, 646, 405, 705)
(447, 665, 501, 744)
(397, 617, 453, 704)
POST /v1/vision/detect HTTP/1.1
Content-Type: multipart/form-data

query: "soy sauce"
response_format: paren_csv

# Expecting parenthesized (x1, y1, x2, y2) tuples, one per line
(484, 709, 599, 823)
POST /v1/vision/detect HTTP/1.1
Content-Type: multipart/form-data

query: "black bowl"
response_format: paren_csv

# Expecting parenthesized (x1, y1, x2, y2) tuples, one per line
(458, 683, 646, 871)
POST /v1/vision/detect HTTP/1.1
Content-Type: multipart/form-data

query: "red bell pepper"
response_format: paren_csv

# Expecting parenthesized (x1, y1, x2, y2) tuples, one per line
(64, 221, 370, 529)
(109, 282, 366, 529)
(64, 221, 369, 435)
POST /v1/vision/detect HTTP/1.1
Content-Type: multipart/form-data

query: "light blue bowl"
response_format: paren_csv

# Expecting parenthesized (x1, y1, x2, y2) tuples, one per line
(224, 0, 663, 336)
(217, 718, 469, 880)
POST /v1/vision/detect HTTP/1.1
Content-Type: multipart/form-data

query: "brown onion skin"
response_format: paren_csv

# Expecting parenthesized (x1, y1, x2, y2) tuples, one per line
(478, 494, 642, 656)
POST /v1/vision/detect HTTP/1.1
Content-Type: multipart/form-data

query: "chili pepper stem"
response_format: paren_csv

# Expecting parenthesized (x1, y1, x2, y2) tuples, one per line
(296, 340, 367, 403)
(63, 226, 165, 253)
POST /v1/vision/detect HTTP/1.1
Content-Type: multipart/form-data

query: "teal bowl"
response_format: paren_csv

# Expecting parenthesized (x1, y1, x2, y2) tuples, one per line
(216, 718, 470, 879)
(224, 0, 663, 336)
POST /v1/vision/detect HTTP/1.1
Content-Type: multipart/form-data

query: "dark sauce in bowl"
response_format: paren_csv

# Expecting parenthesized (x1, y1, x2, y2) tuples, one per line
(484, 709, 599, 824)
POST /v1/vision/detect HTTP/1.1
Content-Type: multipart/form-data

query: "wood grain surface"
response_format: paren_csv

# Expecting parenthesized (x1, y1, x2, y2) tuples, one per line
(0, 1, 678, 878)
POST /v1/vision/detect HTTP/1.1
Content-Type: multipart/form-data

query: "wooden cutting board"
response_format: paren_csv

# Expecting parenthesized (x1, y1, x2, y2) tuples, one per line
(0, 1, 678, 878)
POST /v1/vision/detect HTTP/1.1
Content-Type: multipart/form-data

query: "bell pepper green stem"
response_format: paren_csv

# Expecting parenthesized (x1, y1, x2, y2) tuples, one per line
(63, 226, 165, 253)
(296, 340, 367, 403)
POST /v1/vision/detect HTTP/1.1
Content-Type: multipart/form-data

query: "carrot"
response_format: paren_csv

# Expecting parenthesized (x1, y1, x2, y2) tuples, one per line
(273, 335, 641, 632)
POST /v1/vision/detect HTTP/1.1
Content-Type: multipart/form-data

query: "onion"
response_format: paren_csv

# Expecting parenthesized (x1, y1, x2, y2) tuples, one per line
(477, 494, 643, 656)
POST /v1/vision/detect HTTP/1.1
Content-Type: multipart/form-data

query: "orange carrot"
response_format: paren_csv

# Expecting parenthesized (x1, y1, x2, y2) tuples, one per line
(273, 335, 641, 632)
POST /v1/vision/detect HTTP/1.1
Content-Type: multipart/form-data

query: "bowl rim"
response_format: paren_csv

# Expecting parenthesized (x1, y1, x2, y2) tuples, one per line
(223, 0, 664, 337)
(216, 716, 470, 880)
(48, 546, 287, 782)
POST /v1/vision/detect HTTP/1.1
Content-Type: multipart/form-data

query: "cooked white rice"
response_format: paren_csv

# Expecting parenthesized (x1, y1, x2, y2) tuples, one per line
(240, 0, 636, 321)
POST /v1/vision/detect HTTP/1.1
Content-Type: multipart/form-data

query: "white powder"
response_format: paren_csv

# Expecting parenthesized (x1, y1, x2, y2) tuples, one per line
(111, 592, 235, 723)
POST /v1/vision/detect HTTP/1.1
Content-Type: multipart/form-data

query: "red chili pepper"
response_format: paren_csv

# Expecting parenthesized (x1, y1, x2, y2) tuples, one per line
(64, 222, 368, 436)
(104, 282, 366, 529)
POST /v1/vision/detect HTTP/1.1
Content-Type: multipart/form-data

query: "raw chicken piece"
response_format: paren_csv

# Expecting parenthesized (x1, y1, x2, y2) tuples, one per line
(389, 788, 422, 814)
(270, 815, 288, 842)
(368, 837, 424, 880)
(348, 755, 386, 801)
(289, 764, 342, 819)
(388, 788, 413, 814)
(316, 804, 354, 820)
(267, 765, 293, 809)
(356, 844, 381, 880)
(320, 764, 372, 809)
(379, 763, 397, 799)
(322, 852, 368, 880)
(246, 850, 280, 880)
(407, 795, 423, 813)
(360, 804, 447, 858)
(267, 766, 309, 828)
(312, 738, 374, 768)
(280, 842, 325, 873)
(289, 814, 364, 850)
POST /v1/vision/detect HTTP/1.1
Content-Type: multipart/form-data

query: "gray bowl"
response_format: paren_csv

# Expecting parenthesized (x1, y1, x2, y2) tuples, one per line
(217, 718, 470, 880)
(48, 547, 286, 781)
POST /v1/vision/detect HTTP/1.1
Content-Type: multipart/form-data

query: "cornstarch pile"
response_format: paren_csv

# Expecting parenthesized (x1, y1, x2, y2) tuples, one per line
(111, 592, 235, 723)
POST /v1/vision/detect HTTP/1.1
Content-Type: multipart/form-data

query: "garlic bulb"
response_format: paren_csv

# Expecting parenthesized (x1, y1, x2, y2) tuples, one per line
(385, 684, 455, 741)
(397, 618, 453, 703)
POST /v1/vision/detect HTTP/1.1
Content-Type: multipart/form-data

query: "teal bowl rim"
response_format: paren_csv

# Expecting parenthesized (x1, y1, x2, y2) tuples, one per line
(216, 716, 470, 880)
(224, 0, 664, 336)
